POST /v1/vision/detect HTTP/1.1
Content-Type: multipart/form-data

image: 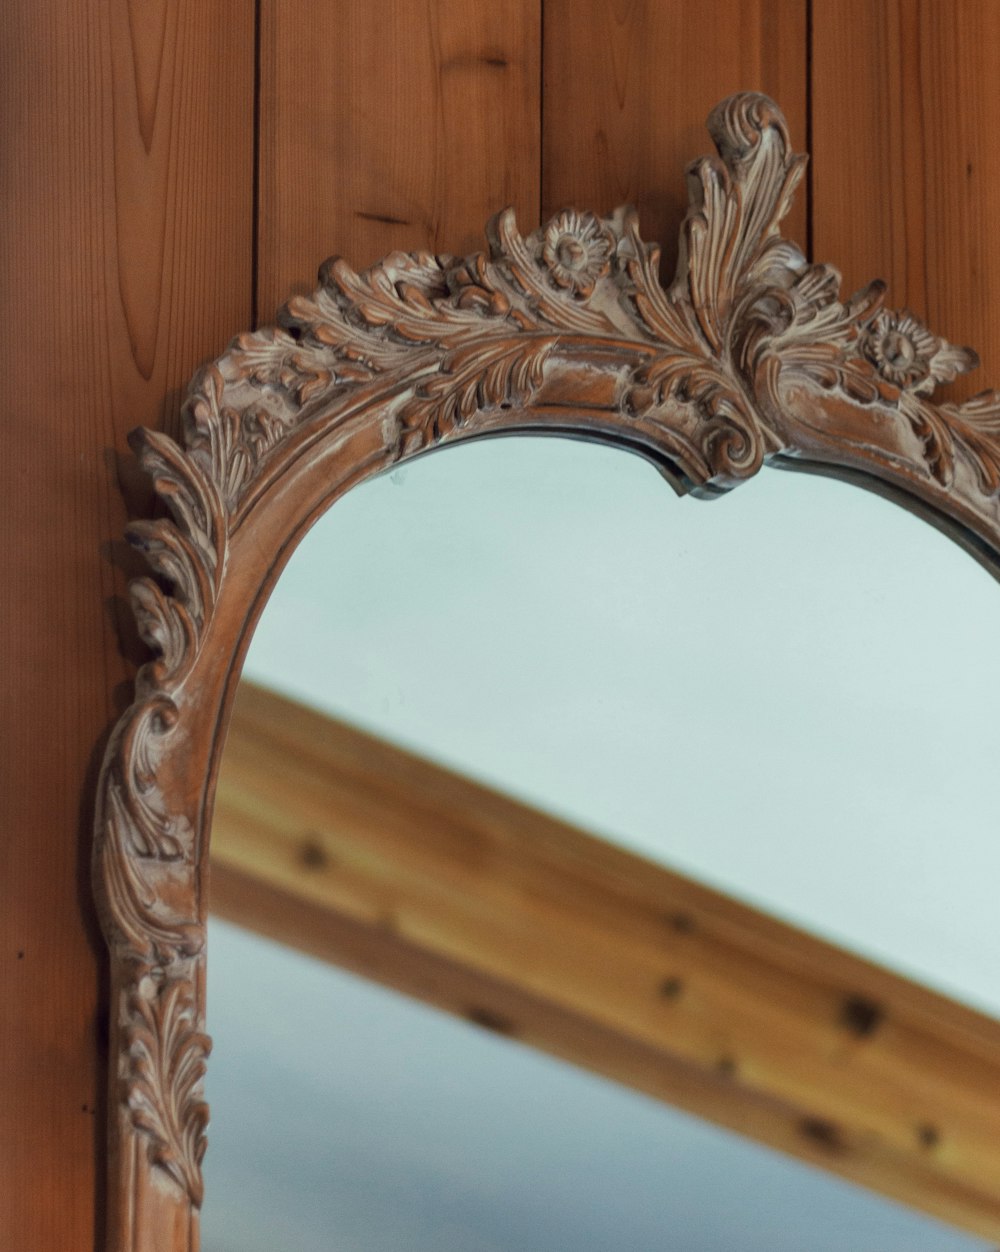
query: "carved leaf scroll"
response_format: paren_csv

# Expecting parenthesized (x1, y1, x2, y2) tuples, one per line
(94, 91, 1000, 1245)
(125, 972, 212, 1207)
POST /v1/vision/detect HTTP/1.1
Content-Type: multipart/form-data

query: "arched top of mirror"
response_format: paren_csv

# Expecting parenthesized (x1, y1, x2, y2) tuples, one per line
(93, 92, 1000, 1252)
(240, 435, 1000, 1018)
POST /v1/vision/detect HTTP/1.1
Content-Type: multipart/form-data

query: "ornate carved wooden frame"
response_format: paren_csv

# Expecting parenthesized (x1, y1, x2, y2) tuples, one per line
(93, 93, 1000, 1250)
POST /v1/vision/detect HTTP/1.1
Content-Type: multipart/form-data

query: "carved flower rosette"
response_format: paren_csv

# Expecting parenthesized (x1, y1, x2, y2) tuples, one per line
(93, 91, 1000, 1250)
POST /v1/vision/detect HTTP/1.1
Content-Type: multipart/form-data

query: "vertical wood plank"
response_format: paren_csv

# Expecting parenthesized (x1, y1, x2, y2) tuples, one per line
(256, 0, 542, 322)
(0, 0, 253, 1246)
(811, 0, 1000, 402)
(542, 0, 808, 274)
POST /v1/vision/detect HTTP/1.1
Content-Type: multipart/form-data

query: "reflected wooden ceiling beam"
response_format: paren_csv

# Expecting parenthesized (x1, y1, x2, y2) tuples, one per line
(210, 682, 1000, 1241)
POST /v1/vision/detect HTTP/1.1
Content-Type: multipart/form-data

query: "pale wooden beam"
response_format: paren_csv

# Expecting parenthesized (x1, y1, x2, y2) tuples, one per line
(210, 682, 1000, 1241)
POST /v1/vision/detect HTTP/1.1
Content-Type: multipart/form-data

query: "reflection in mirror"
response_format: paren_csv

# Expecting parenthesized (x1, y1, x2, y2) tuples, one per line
(203, 921, 988, 1252)
(202, 439, 1000, 1249)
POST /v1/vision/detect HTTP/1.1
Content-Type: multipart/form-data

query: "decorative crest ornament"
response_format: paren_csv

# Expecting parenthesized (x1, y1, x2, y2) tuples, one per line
(93, 93, 1000, 1251)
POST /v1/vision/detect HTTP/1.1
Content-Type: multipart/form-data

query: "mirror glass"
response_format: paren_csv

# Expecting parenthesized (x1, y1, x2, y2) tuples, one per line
(202, 438, 999, 1250)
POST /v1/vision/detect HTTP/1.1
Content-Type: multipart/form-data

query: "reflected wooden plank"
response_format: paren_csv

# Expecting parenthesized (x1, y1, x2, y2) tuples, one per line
(211, 682, 1000, 1240)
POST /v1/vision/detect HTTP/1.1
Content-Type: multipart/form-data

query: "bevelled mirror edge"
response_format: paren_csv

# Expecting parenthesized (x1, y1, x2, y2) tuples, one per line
(92, 92, 1000, 1251)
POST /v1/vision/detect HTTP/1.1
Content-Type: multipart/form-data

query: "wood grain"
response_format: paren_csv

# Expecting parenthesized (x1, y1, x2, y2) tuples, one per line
(212, 684, 1000, 1240)
(542, 0, 808, 275)
(811, 0, 1000, 403)
(0, 0, 253, 1247)
(256, 0, 541, 323)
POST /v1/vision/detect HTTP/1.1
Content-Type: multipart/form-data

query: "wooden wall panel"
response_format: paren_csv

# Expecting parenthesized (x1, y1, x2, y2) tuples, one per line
(811, 0, 1000, 402)
(256, 0, 541, 323)
(3, 0, 997, 1243)
(0, 0, 253, 1246)
(542, 0, 808, 275)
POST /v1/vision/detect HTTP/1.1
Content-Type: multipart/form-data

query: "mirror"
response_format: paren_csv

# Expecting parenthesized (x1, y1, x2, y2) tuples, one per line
(203, 437, 998, 1249)
(202, 930, 987, 1252)
(94, 93, 1000, 1251)
(233, 439, 1000, 1007)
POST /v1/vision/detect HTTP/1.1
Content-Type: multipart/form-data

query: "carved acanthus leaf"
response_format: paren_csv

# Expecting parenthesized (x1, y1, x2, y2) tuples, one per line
(184, 364, 291, 515)
(904, 390, 1000, 492)
(126, 427, 226, 674)
(399, 335, 556, 449)
(615, 94, 811, 486)
(95, 414, 224, 963)
(125, 972, 211, 1207)
(677, 96, 806, 355)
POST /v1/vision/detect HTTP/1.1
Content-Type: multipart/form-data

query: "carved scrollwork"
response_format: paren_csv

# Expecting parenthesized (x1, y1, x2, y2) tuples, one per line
(94, 91, 1000, 1247)
(125, 968, 212, 1207)
(159, 91, 1000, 516)
(97, 423, 224, 968)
